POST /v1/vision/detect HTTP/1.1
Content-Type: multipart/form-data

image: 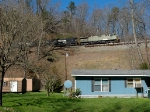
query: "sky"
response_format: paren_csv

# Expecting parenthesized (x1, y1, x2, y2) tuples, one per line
(53, 0, 122, 11)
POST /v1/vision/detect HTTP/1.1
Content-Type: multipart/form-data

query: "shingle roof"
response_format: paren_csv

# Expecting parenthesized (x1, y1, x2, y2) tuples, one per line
(71, 69, 150, 77)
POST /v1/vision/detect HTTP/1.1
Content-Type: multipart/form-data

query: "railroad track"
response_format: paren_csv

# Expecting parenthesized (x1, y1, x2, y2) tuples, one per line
(84, 41, 150, 47)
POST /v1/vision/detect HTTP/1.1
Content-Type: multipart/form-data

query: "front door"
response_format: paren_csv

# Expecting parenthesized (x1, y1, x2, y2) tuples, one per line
(10, 81, 17, 92)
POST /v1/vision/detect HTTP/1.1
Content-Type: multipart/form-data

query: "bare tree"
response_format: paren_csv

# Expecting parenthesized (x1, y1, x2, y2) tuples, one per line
(130, 0, 144, 64)
(118, 6, 132, 41)
(0, 0, 44, 106)
(90, 7, 103, 35)
(39, 65, 62, 96)
(75, 2, 89, 36)
(101, 6, 112, 35)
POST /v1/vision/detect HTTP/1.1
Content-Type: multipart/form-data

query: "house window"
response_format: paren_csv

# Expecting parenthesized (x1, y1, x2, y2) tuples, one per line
(126, 78, 141, 88)
(94, 78, 109, 92)
(3, 81, 7, 86)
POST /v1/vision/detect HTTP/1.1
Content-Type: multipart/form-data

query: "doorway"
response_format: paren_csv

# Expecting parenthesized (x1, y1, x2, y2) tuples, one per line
(10, 81, 17, 92)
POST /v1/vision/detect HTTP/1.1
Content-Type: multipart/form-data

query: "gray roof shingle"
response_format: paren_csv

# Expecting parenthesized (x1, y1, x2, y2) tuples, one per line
(71, 69, 150, 77)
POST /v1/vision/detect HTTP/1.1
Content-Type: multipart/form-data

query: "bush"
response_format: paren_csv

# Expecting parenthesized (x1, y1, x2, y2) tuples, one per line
(69, 88, 82, 98)
(53, 78, 62, 93)
(139, 62, 149, 70)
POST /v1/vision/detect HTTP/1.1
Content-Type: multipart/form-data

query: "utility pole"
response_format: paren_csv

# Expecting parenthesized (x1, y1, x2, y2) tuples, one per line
(65, 48, 68, 80)
(65, 52, 68, 80)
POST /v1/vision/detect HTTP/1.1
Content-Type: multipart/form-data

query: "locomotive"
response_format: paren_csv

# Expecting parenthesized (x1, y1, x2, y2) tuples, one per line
(79, 34, 120, 45)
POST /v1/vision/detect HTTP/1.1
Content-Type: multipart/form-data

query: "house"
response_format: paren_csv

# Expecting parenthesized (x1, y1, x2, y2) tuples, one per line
(71, 69, 150, 98)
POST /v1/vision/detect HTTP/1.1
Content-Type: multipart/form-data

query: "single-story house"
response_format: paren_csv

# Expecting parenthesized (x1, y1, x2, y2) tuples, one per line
(71, 69, 150, 98)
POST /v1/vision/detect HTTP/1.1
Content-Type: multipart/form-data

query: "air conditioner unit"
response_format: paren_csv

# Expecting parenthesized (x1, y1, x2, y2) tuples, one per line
(134, 83, 142, 88)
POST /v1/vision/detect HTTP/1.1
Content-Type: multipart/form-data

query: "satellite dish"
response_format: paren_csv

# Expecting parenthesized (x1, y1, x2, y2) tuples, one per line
(64, 80, 72, 89)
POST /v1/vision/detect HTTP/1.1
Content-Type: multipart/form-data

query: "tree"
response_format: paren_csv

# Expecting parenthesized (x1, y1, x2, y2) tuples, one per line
(0, 0, 43, 106)
(90, 7, 103, 35)
(35, 0, 61, 60)
(118, 6, 131, 41)
(130, 0, 144, 65)
(40, 65, 62, 96)
(25, 0, 32, 8)
(67, 1, 76, 17)
(61, 11, 70, 33)
(109, 7, 119, 34)
(67, 1, 76, 33)
(101, 6, 112, 35)
(75, 2, 89, 36)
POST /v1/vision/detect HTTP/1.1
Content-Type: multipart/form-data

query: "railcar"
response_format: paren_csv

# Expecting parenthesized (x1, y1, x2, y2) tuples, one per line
(79, 34, 120, 45)
(47, 39, 66, 47)
(66, 37, 77, 46)
(53, 37, 78, 47)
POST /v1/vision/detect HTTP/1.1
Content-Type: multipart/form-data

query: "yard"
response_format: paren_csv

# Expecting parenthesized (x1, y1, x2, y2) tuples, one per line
(0, 92, 150, 112)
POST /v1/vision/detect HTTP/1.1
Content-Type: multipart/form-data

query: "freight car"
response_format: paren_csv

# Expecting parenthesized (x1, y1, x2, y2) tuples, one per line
(66, 37, 78, 46)
(79, 34, 120, 45)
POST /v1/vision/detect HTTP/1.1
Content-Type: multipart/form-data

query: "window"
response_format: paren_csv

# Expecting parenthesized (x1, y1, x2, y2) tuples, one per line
(93, 78, 109, 92)
(3, 81, 7, 86)
(126, 78, 141, 88)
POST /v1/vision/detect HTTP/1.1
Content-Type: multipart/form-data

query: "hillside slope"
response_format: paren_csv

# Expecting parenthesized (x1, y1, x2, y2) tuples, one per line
(6, 43, 149, 85)
(55, 45, 135, 82)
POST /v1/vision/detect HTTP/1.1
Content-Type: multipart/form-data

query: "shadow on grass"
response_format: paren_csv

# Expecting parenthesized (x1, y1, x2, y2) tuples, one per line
(128, 102, 150, 112)
(101, 103, 121, 112)
(3, 95, 83, 112)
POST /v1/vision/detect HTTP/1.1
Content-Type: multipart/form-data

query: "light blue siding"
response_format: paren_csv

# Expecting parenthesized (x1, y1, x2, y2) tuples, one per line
(75, 77, 150, 97)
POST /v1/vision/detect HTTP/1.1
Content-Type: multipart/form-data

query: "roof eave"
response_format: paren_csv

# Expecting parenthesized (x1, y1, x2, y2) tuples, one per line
(71, 74, 150, 77)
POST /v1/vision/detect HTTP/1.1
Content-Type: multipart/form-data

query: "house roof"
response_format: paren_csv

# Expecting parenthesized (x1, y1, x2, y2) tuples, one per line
(71, 69, 150, 77)
(4, 78, 25, 81)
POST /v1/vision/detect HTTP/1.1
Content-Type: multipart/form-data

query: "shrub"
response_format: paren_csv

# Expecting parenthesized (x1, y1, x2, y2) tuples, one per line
(69, 88, 82, 98)
(139, 62, 149, 70)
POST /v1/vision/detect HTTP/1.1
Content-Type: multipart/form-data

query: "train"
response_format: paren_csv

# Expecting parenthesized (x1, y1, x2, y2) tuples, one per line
(50, 34, 120, 47)
(79, 34, 120, 45)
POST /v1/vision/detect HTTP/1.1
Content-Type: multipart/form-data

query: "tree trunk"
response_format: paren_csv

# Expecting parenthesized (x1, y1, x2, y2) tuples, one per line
(145, 36, 150, 68)
(46, 88, 50, 96)
(0, 66, 5, 106)
(130, 0, 144, 63)
(37, 19, 43, 60)
(51, 85, 54, 94)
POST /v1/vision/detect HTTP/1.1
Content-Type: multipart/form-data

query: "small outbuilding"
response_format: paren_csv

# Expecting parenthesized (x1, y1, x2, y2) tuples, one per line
(3, 65, 40, 93)
(26, 78, 40, 92)
(3, 78, 26, 93)
(71, 69, 150, 98)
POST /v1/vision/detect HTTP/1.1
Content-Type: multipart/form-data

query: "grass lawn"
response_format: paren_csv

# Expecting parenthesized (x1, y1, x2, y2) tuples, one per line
(0, 92, 150, 112)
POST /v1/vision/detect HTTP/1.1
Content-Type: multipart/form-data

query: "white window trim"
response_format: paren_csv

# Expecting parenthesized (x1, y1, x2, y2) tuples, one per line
(126, 78, 141, 88)
(94, 78, 109, 92)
